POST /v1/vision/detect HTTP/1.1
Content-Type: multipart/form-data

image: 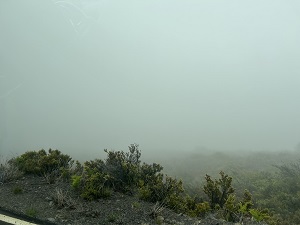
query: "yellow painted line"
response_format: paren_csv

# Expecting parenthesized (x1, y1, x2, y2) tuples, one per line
(0, 214, 38, 225)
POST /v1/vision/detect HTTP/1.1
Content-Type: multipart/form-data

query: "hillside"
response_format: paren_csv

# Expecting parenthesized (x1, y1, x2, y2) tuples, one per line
(0, 174, 269, 225)
(0, 145, 280, 225)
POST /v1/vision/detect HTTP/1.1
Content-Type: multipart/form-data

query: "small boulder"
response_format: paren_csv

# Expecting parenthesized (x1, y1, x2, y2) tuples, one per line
(47, 218, 56, 223)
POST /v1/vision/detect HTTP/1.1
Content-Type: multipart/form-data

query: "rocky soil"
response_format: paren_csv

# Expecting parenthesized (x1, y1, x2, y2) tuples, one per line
(0, 175, 266, 225)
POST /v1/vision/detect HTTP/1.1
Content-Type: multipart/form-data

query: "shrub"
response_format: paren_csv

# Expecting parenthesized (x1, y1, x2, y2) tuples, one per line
(194, 201, 211, 217)
(138, 185, 152, 200)
(14, 149, 46, 174)
(131, 201, 141, 209)
(138, 163, 164, 202)
(203, 171, 234, 209)
(12, 186, 23, 194)
(71, 159, 111, 200)
(73, 143, 189, 214)
(222, 194, 239, 221)
(25, 207, 38, 218)
(73, 143, 186, 206)
(71, 175, 81, 190)
(52, 188, 76, 209)
(149, 201, 165, 218)
(139, 163, 163, 186)
(202, 172, 274, 223)
(103, 143, 141, 192)
(249, 208, 271, 222)
(80, 172, 112, 200)
(74, 144, 146, 200)
(0, 157, 22, 183)
(240, 189, 253, 211)
(182, 195, 211, 217)
(138, 174, 185, 212)
(14, 149, 73, 183)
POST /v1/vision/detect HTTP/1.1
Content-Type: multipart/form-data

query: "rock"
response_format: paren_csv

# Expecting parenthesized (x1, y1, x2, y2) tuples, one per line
(47, 218, 55, 223)
(49, 201, 54, 207)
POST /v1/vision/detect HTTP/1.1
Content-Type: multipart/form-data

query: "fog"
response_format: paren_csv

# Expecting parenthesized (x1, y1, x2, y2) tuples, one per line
(1, 0, 300, 160)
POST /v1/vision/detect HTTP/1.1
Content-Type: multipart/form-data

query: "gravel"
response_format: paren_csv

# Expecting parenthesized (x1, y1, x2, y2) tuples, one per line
(0, 175, 268, 225)
(0, 175, 201, 225)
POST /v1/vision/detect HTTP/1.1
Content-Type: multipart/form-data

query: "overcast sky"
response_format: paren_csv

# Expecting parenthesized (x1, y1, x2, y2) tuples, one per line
(1, 0, 300, 159)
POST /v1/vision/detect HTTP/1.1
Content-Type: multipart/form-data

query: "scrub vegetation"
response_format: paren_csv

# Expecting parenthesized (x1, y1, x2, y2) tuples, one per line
(162, 150, 300, 225)
(1, 144, 300, 224)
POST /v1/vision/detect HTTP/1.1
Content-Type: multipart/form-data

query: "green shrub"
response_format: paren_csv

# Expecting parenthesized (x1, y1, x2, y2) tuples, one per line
(12, 186, 23, 194)
(73, 143, 192, 216)
(13, 149, 73, 183)
(240, 189, 253, 211)
(139, 163, 163, 188)
(185, 195, 211, 217)
(249, 208, 270, 221)
(138, 174, 185, 211)
(131, 201, 141, 209)
(25, 207, 38, 217)
(71, 175, 81, 190)
(222, 194, 238, 221)
(138, 185, 152, 200)
(76, 158, 112, 200)
(203, 171, 234, 209)
(80, 172, 112, 200)
(202, 172, 274, 223)
(72, 143, 186, 206)
(194, 201, 211, 217)
(74, 144, 160, 200)
(14, 150, 46, 174)
(103, 143, 141, 192)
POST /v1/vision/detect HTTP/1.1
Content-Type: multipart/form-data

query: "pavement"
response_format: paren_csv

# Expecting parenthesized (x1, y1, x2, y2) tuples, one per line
(0, 208, 56, 225)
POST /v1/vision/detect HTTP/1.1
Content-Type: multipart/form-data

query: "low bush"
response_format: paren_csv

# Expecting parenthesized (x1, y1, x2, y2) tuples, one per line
(0, 157, 22, 183)
(201, 171, 275, 223)
(203, 171, 234, 209)
(25, 207, 38, 218)
(13, 149, 73, 183)
(72, 159, 114, 200)
(73, 144, 144, 200)
(138, 174, 185, 212)
(51, 188, 76, 209)
(79, 172, 112, 200)
(12, 186, 23, 194)
(72, 143, 187, 207)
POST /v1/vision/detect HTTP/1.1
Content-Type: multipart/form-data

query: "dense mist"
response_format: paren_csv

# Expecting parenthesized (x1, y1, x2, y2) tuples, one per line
(1, 0, 300, 160)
